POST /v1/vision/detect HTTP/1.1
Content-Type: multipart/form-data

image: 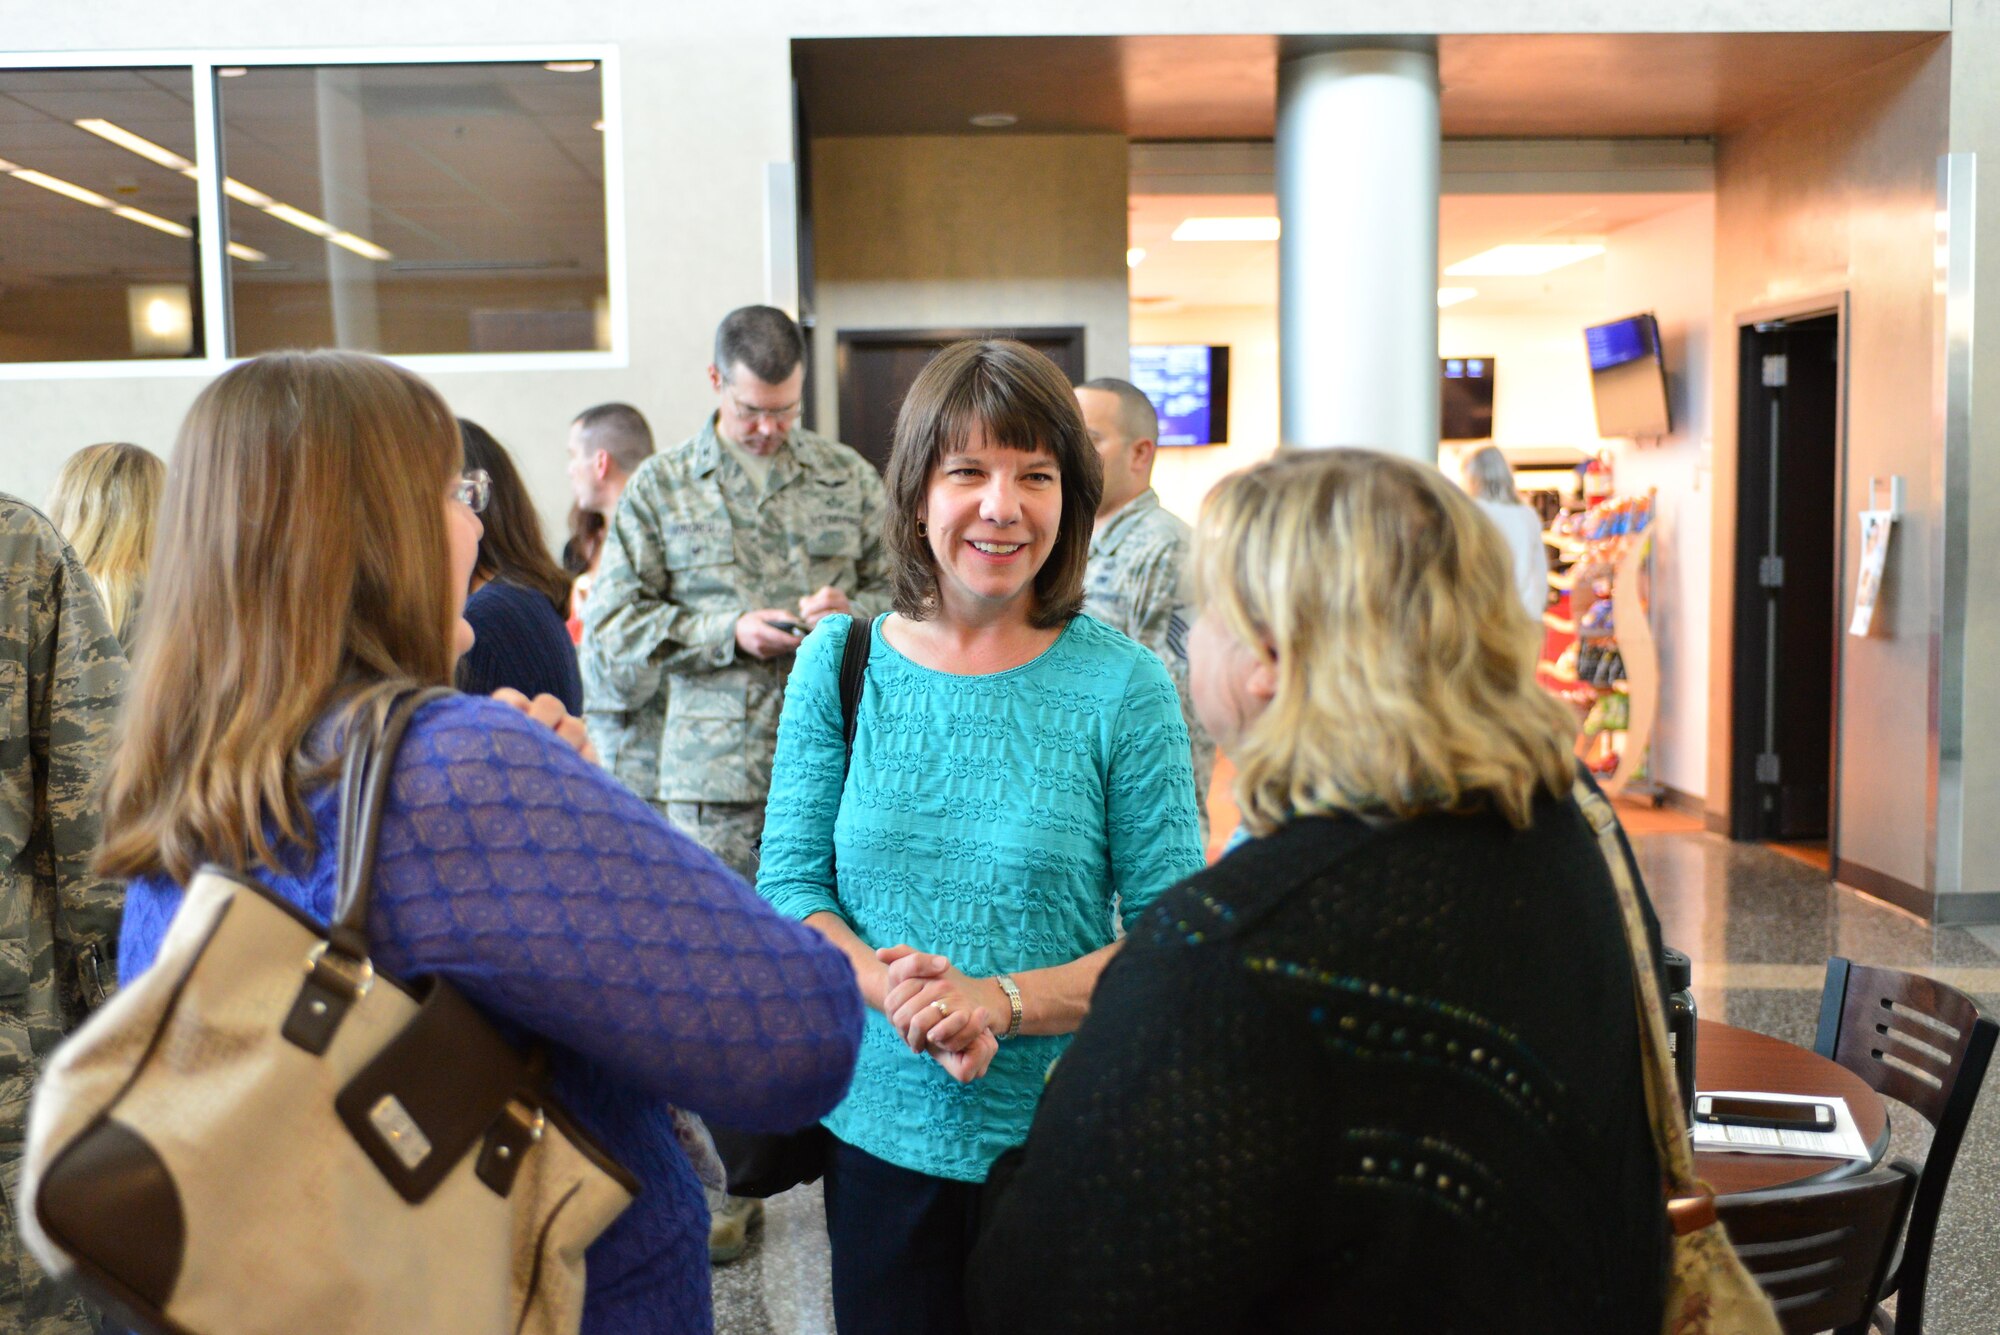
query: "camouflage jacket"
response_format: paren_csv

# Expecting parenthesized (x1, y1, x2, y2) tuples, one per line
(576, 569, 666, 808)
(1083, 488, 1215, 838)
(1, 499, 126, 1116)
(583, 419, 890, 804)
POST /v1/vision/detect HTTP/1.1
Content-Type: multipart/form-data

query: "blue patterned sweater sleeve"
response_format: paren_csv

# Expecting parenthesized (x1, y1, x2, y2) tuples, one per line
(120, 693, 864, 1136)
(1105, 648, 1207, 918)
(757, 615, 850, 924)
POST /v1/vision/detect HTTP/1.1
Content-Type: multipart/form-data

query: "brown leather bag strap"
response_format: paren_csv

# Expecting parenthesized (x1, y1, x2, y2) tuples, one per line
(332, 686, 454, 943)
(1572, 777, 1706, 1205)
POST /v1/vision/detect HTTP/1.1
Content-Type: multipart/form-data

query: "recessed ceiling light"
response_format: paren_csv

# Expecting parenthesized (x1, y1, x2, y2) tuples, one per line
(544, 61, 597, 73)
(227, 241, 269, 262)
(592, 119, 606, 132)
(1444, 243, 1604, 277)
(1127, 247, 1147, 268)
(1437, 287, 1479, 308)
(217, 67, 248, 78)
(1171, 216, 1280, 242)
(969, 113, 1017, 128)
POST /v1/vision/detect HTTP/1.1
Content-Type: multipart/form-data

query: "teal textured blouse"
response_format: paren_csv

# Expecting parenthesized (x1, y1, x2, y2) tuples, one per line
(758, 612, 1206, 1181)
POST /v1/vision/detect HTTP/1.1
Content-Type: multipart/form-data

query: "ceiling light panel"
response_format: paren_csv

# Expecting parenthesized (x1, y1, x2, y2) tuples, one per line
(72, 117, 394, 262)
(1172, 216, 1281, 242)
(1443, 243, 1605, 276)
(1437, 287, 1479, 308)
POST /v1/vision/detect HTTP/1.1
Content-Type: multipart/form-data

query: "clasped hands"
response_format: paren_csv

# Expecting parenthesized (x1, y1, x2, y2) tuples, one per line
(875, 945, 1006, 1084)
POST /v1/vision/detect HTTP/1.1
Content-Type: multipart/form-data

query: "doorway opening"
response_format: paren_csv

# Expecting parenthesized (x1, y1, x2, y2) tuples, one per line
(833, 326, 1085, 473)
(1729, 310, 1842, 853)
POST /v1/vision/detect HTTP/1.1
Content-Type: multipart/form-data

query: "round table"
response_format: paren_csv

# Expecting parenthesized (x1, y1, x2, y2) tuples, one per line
(1692, 1018, 1891, 1197)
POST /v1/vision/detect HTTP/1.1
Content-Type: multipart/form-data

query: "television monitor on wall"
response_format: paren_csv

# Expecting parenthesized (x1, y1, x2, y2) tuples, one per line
(1584, 312, 1672, 438)
(1440, 357, 1496, 440)
(1129, 344, 1230, 446)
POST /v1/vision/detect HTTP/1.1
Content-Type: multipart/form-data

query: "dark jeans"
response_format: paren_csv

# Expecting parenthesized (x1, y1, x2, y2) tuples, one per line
(822, 1136, 984, 1335)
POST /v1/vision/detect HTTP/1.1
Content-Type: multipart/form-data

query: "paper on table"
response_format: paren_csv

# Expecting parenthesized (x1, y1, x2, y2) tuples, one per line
(1690, 1091, 1871, 1160)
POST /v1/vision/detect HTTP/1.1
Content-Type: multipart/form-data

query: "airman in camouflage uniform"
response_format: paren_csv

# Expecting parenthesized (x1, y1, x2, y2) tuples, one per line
(566, 403, 664, 815)
(0, 494, 127, 1333)
(584, 308, 890, 882)
(1076, 380, 1215, 845)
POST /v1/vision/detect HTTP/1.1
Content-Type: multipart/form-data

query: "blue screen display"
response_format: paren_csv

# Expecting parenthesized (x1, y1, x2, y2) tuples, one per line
(1585, 316, 1658, 371)
(1131, 344, 1220, 446)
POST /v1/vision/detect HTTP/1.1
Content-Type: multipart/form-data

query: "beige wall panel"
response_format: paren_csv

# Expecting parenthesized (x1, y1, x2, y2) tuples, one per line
(1708, 39, 1947, 886)
(809, 134, 1130, 436)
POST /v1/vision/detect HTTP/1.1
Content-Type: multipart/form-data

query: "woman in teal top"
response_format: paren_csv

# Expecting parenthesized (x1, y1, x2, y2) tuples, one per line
(758, 339, 1205, 1334)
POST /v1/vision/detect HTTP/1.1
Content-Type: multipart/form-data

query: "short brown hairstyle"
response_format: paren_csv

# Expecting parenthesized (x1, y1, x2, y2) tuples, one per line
(98, 350, 463, 883)
(572, 401, 654, 477)
(883, 339, 1101, 629)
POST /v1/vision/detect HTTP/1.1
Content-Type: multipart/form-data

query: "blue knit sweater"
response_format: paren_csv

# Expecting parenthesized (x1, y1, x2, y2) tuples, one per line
(461, 578, 584, 713)
(758, 614, 1206, 1181)
(119, 694, 864, 1335)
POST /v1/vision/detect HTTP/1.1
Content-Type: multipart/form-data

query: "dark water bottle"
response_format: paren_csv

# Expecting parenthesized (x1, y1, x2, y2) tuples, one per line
(1662, 947, 1696, 1115)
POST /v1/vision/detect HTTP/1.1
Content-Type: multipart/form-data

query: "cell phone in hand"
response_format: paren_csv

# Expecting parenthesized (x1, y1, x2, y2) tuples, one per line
(1693, 1095, 1835, 1132)
(763, 616, 809, 636)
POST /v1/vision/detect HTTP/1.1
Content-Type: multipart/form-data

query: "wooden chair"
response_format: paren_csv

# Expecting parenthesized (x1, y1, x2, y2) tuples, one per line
(1716, 1168, 1914, 1335)
(1811, 958, 1997, 1334)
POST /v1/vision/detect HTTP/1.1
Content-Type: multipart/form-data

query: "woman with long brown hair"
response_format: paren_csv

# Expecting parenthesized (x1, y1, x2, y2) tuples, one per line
(100, 350, 863, 1335)
(456, 418, 584, 710)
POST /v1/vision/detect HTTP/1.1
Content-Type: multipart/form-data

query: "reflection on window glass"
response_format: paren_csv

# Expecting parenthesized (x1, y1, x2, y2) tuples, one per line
(220, 62, 609, 356)
(0, 68, 202, 362)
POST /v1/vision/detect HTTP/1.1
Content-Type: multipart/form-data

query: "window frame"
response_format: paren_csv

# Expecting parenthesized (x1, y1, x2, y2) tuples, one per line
(0, 45, 626, 378)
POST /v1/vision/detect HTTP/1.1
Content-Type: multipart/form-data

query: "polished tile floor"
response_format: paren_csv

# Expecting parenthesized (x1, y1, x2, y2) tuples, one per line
(713, 822, 2000, 1334)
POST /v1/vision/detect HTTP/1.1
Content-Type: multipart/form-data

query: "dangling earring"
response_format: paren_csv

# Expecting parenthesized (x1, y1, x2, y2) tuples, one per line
(917, 520, 927, 537)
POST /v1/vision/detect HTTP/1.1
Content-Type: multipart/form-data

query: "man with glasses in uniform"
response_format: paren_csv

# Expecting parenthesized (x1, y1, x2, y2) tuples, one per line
(1075, 377, 1214, 846)
(585, 305, 890, 1263)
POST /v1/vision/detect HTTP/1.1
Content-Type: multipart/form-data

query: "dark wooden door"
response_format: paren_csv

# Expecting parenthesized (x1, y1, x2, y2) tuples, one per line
(834, 326, 1086, 473)
(1731, 314, 1840, 842)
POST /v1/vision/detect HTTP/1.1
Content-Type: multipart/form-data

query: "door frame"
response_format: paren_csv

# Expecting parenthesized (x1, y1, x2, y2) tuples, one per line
(1727, 290, 1850, 855)
(832, 325, 1087, 464)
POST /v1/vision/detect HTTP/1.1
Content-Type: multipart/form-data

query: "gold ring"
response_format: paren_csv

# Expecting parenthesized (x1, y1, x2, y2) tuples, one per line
(932, 999, 951, 1018)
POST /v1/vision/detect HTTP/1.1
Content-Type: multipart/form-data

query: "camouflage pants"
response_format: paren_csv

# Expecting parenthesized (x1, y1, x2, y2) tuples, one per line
(1, 1152, 95, 1334)
(665, 802, 766, 882)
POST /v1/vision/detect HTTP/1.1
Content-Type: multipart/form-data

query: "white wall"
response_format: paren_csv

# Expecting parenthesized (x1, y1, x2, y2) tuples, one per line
(1128, 304, 1279, 525)
(1602, 199, 1717, 802)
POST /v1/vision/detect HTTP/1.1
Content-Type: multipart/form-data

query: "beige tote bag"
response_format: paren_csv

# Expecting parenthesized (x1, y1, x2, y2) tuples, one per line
(1573, 779, 1782, 1335)
(17, 690, 637, 1335)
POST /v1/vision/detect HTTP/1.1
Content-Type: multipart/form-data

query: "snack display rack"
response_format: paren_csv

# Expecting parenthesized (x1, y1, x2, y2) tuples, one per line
(1537, 488, 1660, 800)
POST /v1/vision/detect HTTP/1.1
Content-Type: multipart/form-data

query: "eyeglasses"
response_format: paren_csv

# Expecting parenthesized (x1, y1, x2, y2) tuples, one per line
(723, 389, 802, 429)
(452, 469, 491, 513)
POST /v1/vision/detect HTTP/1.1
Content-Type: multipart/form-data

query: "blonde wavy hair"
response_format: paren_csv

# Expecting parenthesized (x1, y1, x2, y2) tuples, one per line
(1193, 449, 1576, 835)
(46, 441, 166, 644)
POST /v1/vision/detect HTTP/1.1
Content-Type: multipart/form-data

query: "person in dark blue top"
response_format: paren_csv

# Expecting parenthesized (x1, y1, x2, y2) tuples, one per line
(458, 418, 584, 712)
(97, 351, 863, 1335)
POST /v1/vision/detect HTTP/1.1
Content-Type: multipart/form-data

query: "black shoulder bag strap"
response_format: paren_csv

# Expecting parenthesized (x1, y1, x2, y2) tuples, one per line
(837, 613, 876, 772)
(717, 616, 874, 1199)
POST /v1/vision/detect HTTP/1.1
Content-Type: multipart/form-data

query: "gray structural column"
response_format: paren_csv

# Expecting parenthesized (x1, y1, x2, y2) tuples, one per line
(1936, 0, 2000, 922)
(1276, 39, 1440, 460)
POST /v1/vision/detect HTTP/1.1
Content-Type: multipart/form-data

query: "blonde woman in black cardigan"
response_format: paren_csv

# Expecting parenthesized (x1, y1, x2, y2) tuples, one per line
(971, 449, 1670, 1334)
